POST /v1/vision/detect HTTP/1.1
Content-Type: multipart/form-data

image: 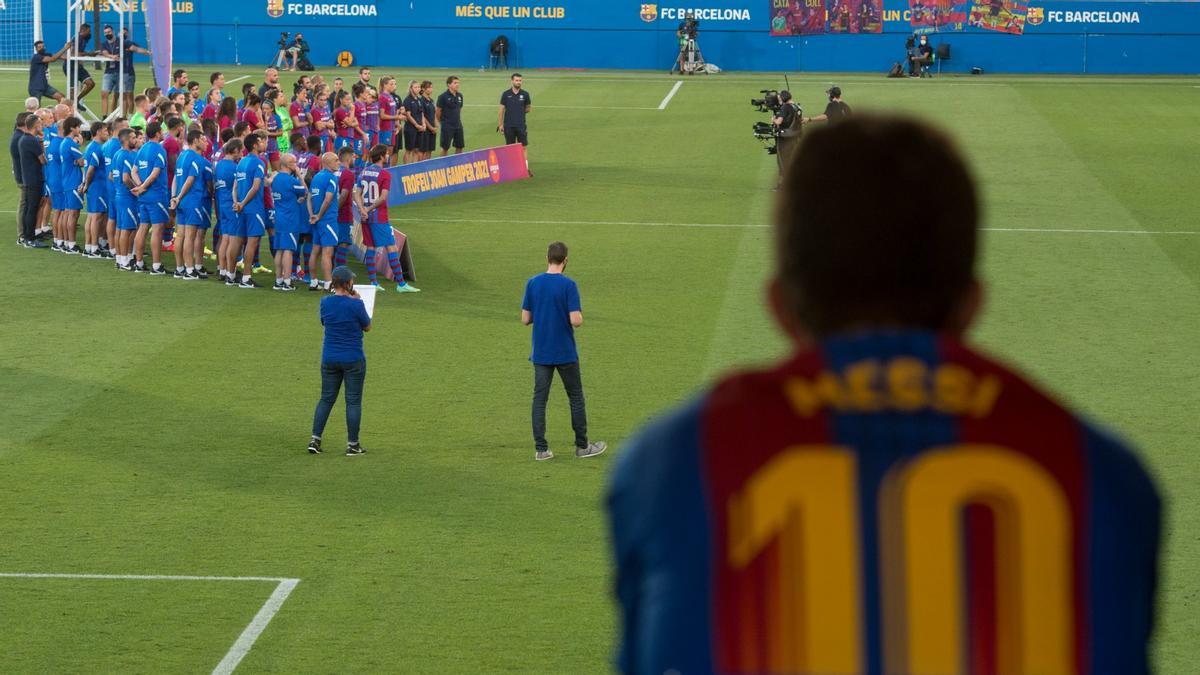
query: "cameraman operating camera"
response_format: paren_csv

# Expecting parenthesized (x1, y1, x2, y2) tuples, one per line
(772, 91, 802, 132)
(671, 12, 700, 75)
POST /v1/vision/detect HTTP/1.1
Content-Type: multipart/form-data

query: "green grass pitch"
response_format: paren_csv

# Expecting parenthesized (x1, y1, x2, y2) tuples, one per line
(1, 65, 1198, 672)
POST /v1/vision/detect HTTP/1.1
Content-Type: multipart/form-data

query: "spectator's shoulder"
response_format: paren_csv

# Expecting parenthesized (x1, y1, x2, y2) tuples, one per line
(609, 396, 708, 515)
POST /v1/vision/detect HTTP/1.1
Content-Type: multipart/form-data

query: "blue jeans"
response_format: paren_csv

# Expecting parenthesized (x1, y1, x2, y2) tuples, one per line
(532, 362, 588, 452)
(312, 360, 366, 443)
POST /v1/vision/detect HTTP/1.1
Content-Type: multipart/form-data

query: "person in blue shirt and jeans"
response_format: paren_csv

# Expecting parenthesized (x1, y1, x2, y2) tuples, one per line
(521, 241, 606, 461)
(309, 266, 371, 456)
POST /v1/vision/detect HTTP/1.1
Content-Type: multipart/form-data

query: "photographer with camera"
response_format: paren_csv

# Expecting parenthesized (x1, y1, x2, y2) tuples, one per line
(671, 12, 701, 75)
(804, 86, 852, 125)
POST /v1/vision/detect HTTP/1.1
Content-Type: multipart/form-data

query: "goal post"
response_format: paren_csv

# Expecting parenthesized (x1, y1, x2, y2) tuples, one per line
(0, 0, 43, 66)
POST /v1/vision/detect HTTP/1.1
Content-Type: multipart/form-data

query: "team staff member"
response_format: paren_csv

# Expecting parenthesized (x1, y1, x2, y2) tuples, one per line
(804, 86, 852, 125)
(17, 114, 48, 248)
(28, 40, 69, 104)
(401, 80, 424, 165)
(606, 116, 1161, 674)
(498, 73, 531, 148)
(520, 241, 605, 461)
(437, 76, 465, 156)
(308, 265, 371, 457)
(12, 112, 33, 245)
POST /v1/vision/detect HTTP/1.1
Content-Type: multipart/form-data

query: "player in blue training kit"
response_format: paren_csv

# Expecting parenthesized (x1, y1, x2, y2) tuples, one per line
(213, 139, 243, 285)
(58, 118, 86, 255)
(231, 132, 268, 288)
(268, 153, 310, 291)
(607, 116, 1161, 675)
(308, 152, 341, 291)
(112, 128, 142, 271)
(353, 144, 418, 294)
(44, 118, 68, 251)
(80, 121, 111, 258)
(101, 119, 126, 261)
(132, 122, 171, 274)
(169, 130, 212, 279)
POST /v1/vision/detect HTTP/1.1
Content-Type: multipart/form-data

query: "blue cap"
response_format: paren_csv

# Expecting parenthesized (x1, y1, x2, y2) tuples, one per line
(332, 266, 356, 284)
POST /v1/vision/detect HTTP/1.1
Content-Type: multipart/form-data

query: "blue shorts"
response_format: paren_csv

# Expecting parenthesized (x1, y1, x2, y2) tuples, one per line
(337, 221, 352, 245)
(273, 229, 300, 252)
(51, 190, 64, 210)
(266, 210, 276, 231)
(106, 184, 118, 220)
(241, 210, 268, 238)
(116, 200, 139, 231)
(62, 188, 84, 211)
(86, 187, 108, 215)
(138, 199, 170, 225)
(315, 220, 340, 248)
(177, 203, 207, 227)
(334, 136, 362, 155)
(379, 131, 394, 147)
(369, 221, 395, 248)
(218, 207, 238, 236)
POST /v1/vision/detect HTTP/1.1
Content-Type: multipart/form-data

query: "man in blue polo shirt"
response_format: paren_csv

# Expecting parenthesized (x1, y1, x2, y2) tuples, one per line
(520, 241, 606, 461)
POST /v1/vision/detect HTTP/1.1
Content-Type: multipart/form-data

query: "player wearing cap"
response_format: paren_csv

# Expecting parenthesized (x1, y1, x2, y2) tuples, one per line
(308, 151, 341, 292)
(607, 116, 1160, 675)
(308, 265, 371, 457)
(354, 144, 420, 294)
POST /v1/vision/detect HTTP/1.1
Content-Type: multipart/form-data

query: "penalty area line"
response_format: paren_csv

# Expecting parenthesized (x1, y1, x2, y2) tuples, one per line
(0, 572, 300, 675)
(658, 80, 683, 110)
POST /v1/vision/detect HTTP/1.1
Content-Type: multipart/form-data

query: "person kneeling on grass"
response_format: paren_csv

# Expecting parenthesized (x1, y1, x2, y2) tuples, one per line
(309, 266, 370, 456)
(353, 143, 420, 294)
(268, 153, 310, 291)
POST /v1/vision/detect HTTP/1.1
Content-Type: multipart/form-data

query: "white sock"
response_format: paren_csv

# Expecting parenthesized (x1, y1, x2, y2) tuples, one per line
(243, 274, 251, 283)
(186, 267, 194, 274)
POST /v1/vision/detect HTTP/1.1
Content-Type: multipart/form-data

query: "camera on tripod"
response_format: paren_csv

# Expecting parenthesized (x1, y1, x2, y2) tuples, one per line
(278, 32, 291, 49)
(751, 90, 782, 113)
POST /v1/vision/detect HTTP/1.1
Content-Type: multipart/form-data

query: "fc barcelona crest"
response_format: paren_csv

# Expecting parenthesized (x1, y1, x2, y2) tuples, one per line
(1026, 6, 1044, 25)
(267, 0, 284, 18)
(640, 4, 658, 23)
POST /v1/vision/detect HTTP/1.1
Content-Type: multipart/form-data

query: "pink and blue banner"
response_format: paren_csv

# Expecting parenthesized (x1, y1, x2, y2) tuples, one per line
(143, 0, 173, 92)
(385, 144, 530, 206)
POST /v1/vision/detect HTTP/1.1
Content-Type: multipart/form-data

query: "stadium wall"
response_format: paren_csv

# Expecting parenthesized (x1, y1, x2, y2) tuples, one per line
(36, 1, 1200, 74)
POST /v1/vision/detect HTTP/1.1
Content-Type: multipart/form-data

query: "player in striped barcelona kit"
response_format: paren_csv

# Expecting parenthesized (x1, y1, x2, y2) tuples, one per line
(378, 77, 400, 165)
(80, 121, 111, 258)
(231, 133, 268, 288)
(332, 91, 363, 162)
(112, 128, 142, 271)
(353, 144, 419, 294)
(606, 116, 1161, 675)
(261, 95, 283, 172)
(289, 85, 311, 146)
(307, 152, 341, 292)
(102, 117, 127, 264)
(334, 146, 357, 270)
(363, 86, 380, 150)
(131, 122, 171, 275)
(268, 154, 310, 291)
(57, 118, 86, 255)
(169, 130, 212, 280)
(214, 138, 243, 285)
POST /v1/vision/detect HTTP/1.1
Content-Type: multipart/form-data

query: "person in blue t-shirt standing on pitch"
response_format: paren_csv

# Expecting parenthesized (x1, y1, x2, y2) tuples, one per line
(521, 241, 606, 461)
(309, 266, 371, 457)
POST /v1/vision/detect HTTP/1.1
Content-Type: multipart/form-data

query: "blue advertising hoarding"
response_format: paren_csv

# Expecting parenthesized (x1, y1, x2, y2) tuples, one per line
(35, 1, 1200, 74)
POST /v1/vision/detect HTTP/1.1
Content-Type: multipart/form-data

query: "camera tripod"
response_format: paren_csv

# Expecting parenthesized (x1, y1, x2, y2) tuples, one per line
(674, 38, 707, 75)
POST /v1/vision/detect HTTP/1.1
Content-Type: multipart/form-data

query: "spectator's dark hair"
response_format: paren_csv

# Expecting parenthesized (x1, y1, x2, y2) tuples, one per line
(335, 90, 351, 107)
(14, 111, 32, 129)
(337, 145, 355, 160)
(110, 116, 127, 127)
(446, 76, 459, 86)
(23, 114, 40, 131)
(63, 117, 83, 135)
(145, 121, 163, 139)
(210, 71, 223, 84)
(776, 115, 978, 335)
(547, 241, 568, 264)
(220, 128, 236, 143)
(187, 80, 200, 91)
(420, 80, 432, 91)
(241, 82, 255, 98)
(186, 129, 205, 145)
(289, 132, 305, 148)
(118, 127, 135, 143)
(89, 121, 106, 137)
(244, 132, 262, 152)
(218, 96, 237, 121)
(368, 144, 388, 163)
(202, 118, 218, 139)
(172, 68, 186, 82)
(233, 121, 249, 136)
(145, 86, 161, 100)
(512, 73, 522, 79)
(306, 135, 323, 153)
(351, 82, 366, 98)
(245, 93, 261, 108)
(359, 66, 370, 75)
(166, 117, 185, 131)
(222, 138, 243, 156)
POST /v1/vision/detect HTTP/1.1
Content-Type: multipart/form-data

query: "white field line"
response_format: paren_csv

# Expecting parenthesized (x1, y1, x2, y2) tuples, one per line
(0, 572, 300, 674)
(388, 215, 1200, 235)
(658, 80, 683, 110)
(225, 75, 251, 84)
(463, 103, 657, 110)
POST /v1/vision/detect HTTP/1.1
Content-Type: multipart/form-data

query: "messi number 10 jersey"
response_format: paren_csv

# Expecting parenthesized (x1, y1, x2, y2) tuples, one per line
(607, 330, 1160, 675)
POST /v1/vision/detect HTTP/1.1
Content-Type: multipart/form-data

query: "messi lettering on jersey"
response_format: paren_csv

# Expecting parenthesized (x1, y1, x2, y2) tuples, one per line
(358, 165, 391, 224)
(607, 330, 1161, 675)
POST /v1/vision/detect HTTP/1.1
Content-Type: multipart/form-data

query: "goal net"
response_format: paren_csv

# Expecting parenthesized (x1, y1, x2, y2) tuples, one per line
(0, 0, 41, 66)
